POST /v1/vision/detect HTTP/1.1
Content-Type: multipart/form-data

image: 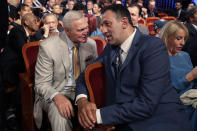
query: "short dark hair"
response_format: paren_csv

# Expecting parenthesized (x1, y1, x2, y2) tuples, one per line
(128, 4, 142, 17)
(73, 2, 85, 11)
(102, 4, 133, 26)
(17, 4, 29, 12)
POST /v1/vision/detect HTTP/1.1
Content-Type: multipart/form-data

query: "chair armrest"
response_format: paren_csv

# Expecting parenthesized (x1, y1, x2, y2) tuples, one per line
(19, 72, 34, 88)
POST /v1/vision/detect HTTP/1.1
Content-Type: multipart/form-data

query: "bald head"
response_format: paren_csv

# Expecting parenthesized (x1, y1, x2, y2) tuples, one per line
(22, 13, 39, 32)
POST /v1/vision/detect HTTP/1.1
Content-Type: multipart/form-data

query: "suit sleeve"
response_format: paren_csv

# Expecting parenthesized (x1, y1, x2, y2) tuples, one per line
(34, 43, 57, 101)
(100, 38, 172, 125)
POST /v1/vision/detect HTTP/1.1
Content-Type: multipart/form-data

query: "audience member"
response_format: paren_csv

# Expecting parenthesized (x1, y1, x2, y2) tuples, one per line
(86, 0, 94, 14)
(183, 7, 197, 67)
(8, 4, 32, 32)
(0, 0, 8, 130)
(73, 2, 86, 14)
(153, 19, 167, 37)
(159, 20, 197, 131)
(102, 0, 112, 8)
(51, 4, 63, 21)
(33, 10, 98, 131)
(85, 14, 104, 39)
(173, 1, 186, 22)
(93, 3, 102, 28)
(128, 4, 149, 35)
(0, 12, 38, 131)
(67, 0, 75, 10)
(7, 0, 18, 22)
(187, 2, 196, 11)
(76, 4, 192, 131)
(147, 0, 158, 17)
(34, 13, 64, 41)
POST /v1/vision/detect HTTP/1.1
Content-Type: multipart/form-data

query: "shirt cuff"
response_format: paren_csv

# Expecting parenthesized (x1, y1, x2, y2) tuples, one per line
(96, 109, 102, 124)
(50, 92, 60, 101)
(75, 94, 88, 105)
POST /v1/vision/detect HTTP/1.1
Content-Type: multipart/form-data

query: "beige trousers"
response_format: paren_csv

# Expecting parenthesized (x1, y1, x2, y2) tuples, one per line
(41, 90, 75, 131)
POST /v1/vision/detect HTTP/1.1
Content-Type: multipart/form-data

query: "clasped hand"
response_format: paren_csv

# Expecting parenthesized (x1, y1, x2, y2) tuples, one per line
(77, 98, 97, 129)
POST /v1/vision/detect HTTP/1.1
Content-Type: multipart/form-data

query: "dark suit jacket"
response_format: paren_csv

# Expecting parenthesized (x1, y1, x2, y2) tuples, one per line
(147, 8, 158, 17)
(0, 25, 34, 85)
(76, 29, 192, 131)
(183, 23, 197, 51)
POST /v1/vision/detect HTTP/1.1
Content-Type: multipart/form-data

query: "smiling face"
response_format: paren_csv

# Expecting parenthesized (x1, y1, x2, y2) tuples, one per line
(66, 17, 89, 43)
(101, 10, 124, 45)
(167, 29, 186, 55)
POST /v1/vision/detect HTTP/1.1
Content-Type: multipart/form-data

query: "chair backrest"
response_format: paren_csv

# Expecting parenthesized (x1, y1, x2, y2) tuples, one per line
(22, 41, 40, 79)
(147, 22, 156, 36)
(146, 17, 160, 24)
(158, 12, 168, 18)
(138, 18, 146, 26)
(85, 62, 106, 108)
(161, 16, 176, 21)
(89, 36, 106, 56)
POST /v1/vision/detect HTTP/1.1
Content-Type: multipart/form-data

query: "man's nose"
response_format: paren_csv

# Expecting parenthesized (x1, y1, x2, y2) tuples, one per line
(101, 26, 107, 34)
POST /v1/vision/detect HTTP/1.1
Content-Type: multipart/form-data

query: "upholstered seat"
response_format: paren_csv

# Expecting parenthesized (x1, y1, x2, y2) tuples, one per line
(89, 36, 106, 56)
(85, 62, 115, 131)
(19, 41, 40, 131)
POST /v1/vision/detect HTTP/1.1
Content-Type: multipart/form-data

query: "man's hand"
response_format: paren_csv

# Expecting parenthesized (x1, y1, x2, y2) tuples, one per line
(77, 98, 97, 129)
(43, 24, 49, 38)
(53, 94, 74, 119)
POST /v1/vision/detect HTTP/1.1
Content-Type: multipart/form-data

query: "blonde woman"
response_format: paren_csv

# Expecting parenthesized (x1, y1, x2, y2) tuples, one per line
(160, 20, 197, 131)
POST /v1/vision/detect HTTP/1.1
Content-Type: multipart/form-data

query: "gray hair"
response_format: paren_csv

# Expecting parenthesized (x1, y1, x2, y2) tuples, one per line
(43, 13, 58, 23)
(63, 10, 84, 30)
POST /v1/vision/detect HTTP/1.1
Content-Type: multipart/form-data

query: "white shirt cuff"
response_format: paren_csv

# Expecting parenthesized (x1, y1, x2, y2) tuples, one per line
(75, 94, 88, 105)
(50, 92, 60, 101)
(96, 109, 102, 124)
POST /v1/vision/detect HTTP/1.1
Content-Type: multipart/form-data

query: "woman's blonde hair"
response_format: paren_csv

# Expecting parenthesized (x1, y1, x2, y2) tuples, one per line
(159, 20, 188, 46)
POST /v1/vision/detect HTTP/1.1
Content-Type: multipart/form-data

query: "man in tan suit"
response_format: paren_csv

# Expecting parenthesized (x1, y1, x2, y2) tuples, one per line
(33, 10, 98, 131)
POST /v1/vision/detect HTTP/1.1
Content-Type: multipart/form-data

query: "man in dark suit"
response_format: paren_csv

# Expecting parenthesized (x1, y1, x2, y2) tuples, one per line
(75, 4, 192, 131)
(173, 1, 186, 22)
(147, 0, 158, 17)
(183, 7, 197, 66)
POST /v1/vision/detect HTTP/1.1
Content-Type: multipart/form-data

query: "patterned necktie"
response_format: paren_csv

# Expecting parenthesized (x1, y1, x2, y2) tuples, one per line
(113, 47, 122, 79)
(73, 44, 81, 81)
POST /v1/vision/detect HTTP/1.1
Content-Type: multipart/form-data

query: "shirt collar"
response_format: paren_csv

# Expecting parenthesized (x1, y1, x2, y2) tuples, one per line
(120, 29, 136, 54)
(192, 23, 197, 31)
(65, 33, 74, 50)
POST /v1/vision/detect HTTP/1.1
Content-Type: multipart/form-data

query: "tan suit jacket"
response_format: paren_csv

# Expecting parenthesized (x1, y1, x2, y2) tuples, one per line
(33, 31, 98, 128)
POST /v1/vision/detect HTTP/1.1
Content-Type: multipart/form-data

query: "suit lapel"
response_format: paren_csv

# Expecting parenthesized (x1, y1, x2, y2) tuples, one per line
(109, 46, 117, 79)
(59, 31, 70, 70)
(120, 29, 142, 73)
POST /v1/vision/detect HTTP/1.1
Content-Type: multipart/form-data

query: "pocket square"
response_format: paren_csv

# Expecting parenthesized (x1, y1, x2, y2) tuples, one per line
(85, 55, 94, 62)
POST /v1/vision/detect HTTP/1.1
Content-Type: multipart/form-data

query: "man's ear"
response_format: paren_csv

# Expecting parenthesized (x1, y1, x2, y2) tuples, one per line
(64, 27, 70, 34)
(121, 17, 129, 29)
(24, 19, 29, 27)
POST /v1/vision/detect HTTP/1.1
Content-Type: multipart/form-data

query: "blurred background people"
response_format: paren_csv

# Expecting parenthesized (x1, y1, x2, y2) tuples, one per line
(128, 4, 149, 35)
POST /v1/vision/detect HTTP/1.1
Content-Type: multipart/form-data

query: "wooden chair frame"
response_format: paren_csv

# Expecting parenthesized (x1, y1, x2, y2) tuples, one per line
(85, 62, 115, 131)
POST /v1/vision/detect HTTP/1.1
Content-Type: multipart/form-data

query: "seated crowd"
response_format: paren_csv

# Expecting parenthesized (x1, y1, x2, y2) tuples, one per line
(0, 0, 197, 131)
